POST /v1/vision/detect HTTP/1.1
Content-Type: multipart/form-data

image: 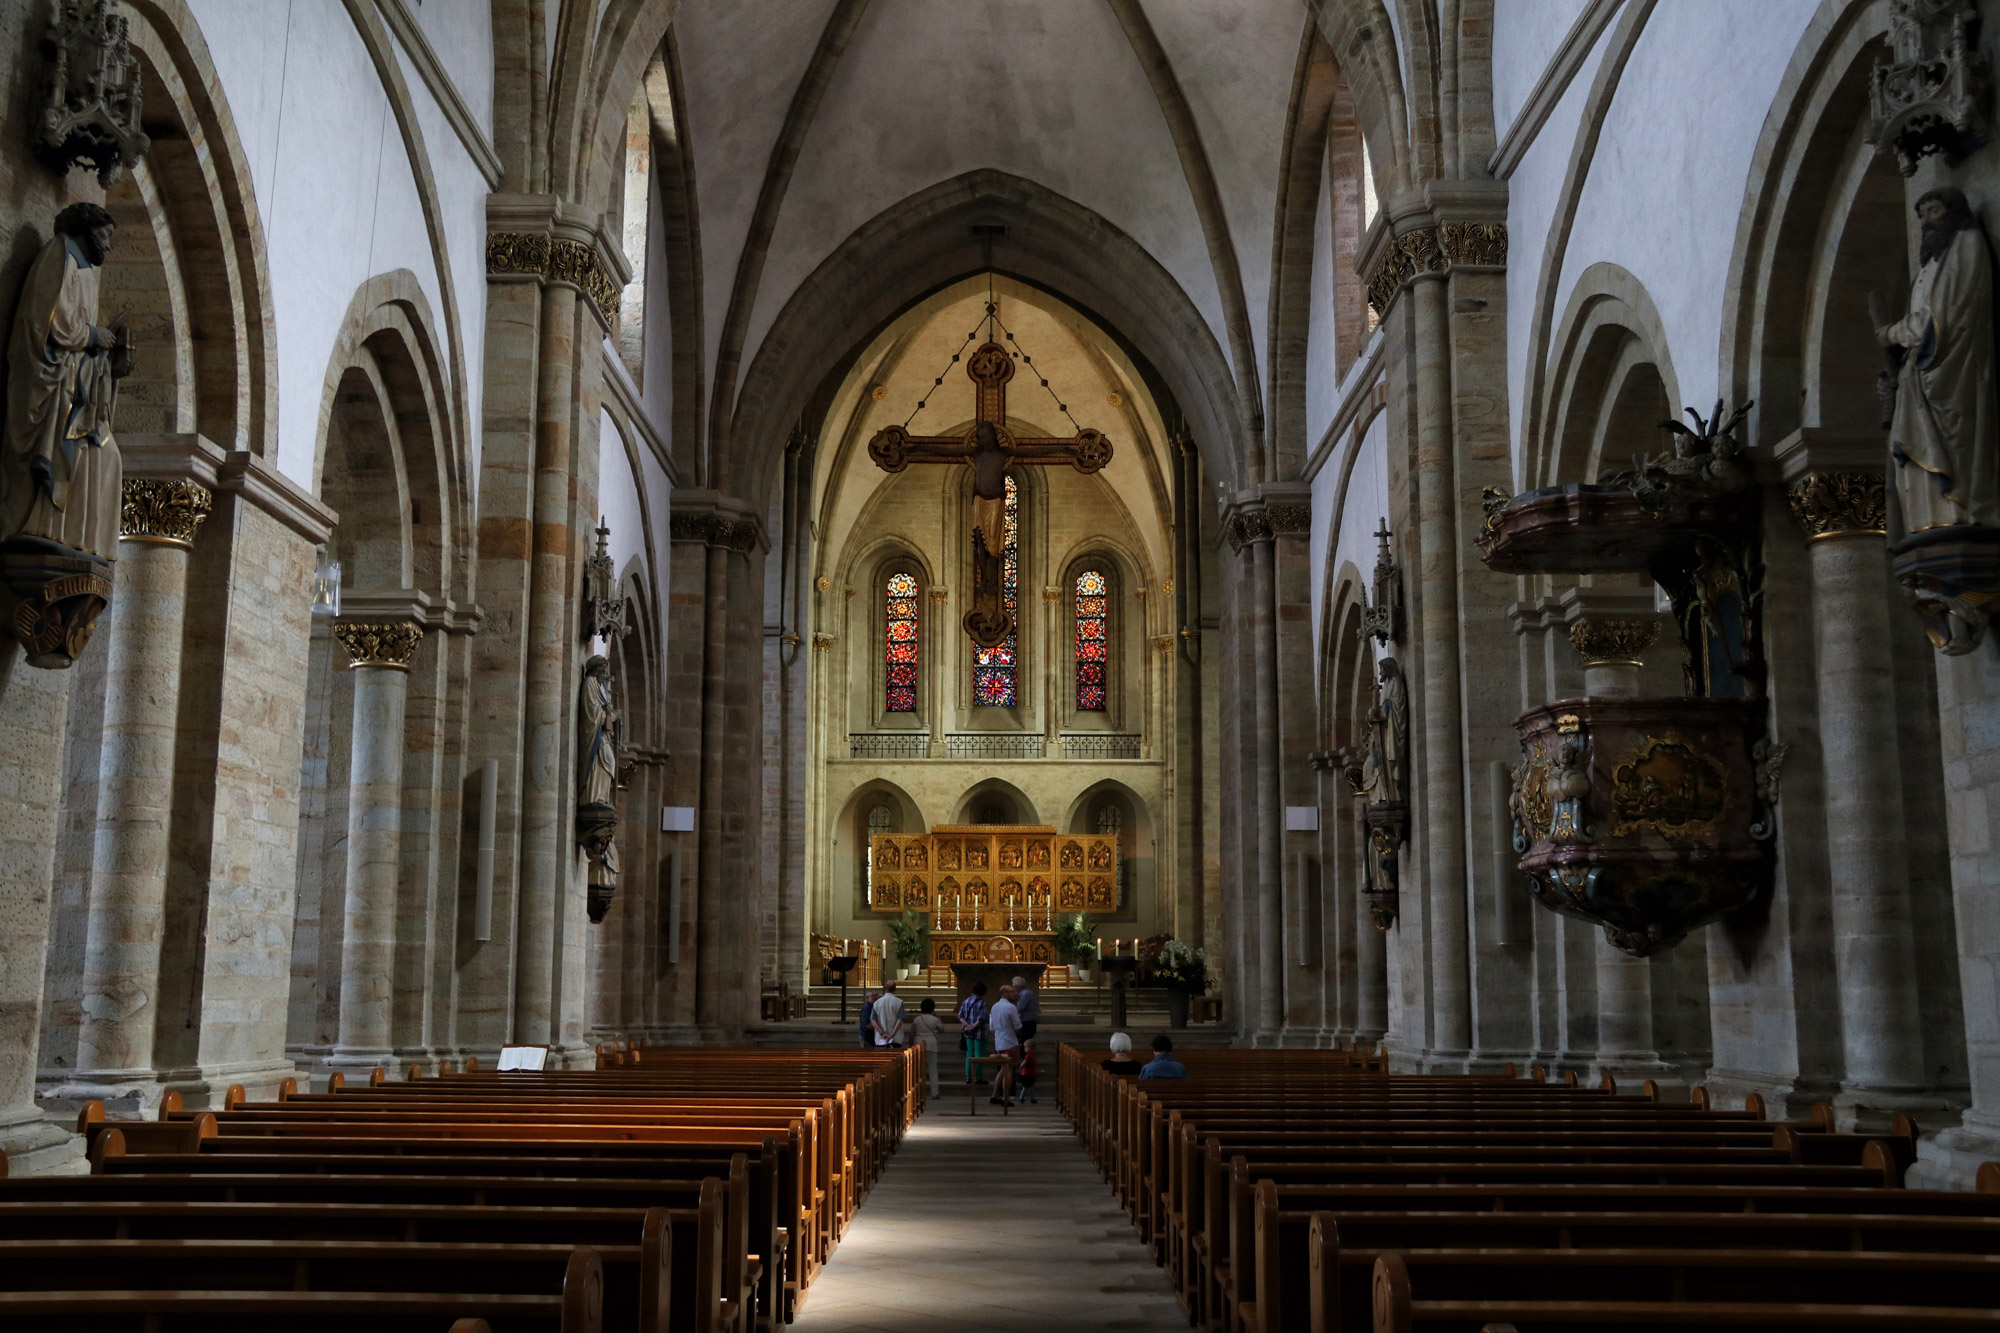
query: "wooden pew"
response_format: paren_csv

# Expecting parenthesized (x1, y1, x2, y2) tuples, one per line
(1254, 1178, 2000, 1332)
(1365, 1248, 2000, 1333)
(87, 1132, 746, 1333)
(0, 1243, 604, 1333)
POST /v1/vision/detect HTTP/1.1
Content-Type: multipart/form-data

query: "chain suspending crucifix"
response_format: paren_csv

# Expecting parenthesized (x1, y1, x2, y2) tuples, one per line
(867, 335, 1113, 648)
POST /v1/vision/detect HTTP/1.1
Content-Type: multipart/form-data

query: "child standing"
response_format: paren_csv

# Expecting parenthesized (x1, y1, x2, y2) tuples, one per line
(1014, 1039, 1039, 1104)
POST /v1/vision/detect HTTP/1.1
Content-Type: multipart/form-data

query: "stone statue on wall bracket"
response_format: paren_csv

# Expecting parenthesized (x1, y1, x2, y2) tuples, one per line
(1346, 656, 1410, 930)
(34, 0, 150, 187)
(1346, 657, 1408, 807)
(1, 203, 135, 668)
(1874, 186, 2000, 653)
(576, 655, 621, 912)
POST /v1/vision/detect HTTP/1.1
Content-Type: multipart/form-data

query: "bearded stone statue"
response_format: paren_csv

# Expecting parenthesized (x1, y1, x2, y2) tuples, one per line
(1876, 186, 2000, 544)
(3, 202, 131, 560)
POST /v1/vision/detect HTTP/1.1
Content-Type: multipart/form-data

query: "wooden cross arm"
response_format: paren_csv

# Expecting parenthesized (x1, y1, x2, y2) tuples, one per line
(1010, 430, 1113, 475)
(866, 426, 975, 473)
(867, 425, 1113, 475)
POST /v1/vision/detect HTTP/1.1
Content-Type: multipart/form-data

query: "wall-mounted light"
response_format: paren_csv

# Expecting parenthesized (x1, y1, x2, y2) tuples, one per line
(311, 547, 341, 618)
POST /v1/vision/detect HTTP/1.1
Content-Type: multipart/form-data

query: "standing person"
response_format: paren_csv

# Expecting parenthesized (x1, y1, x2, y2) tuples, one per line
(858, 988, 879, 1050)
(1014, 1039, 1039, 1104)
(957, 982, 989, 1083)
(1139, 1034, 1188, 1080)
(871, 981, 905, 1048)
(911, 998, 944, 1099)
(1012, 973, 1040, 1042)
(987, 984, 1022, 1104)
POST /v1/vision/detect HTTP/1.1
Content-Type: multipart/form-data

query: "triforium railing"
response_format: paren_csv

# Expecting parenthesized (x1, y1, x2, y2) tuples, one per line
(946, 733, 1044, 759)
(1059, 733, 1142, 760)
(848, 733, 928, 759)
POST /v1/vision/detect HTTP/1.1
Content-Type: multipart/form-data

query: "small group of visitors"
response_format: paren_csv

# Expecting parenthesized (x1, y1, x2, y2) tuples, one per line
(956, 975, 1042, 1105)
(853, 975, 1047, 1102)
(1100, 1031, 1187, 1080)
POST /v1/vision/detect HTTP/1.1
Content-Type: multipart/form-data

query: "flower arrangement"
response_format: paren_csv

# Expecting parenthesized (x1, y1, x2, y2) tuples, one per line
(1153, 938, 1209, 994)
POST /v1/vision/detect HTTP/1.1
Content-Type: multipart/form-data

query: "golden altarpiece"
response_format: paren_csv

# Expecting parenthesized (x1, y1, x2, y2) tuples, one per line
(867, 825, 1118, 964)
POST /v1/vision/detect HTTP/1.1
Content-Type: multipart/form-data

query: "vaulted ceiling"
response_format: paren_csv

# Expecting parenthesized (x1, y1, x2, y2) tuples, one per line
(638, 0, 1332, 497)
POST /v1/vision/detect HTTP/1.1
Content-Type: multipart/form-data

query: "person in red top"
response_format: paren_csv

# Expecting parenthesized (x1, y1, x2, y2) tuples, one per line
(1013, 1039, 1039, 1104)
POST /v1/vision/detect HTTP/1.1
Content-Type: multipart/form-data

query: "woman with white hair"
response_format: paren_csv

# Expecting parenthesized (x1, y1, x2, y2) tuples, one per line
(1101, 1031, 1139, 1076)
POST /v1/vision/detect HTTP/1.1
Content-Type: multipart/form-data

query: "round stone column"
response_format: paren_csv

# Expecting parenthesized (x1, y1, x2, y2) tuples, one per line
(1568, 614, 1672, 1080)
(1788, 471, 1928, 1103)
(74, 479, 212, 1089)
(328, 620, 423, 1063)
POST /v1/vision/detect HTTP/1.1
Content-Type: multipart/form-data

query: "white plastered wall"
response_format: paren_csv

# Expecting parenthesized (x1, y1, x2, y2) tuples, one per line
(1504, 1, 1820, 472)
(186, 0, 493, 497)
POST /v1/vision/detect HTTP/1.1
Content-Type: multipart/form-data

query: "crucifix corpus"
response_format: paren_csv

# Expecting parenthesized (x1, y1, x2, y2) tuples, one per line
(867, 339, 1113, 647)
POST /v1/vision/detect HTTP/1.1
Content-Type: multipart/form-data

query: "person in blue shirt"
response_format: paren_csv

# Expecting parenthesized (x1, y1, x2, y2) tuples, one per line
(858, 988, 879, 1049)
(1139, 1034, 1188, 1080)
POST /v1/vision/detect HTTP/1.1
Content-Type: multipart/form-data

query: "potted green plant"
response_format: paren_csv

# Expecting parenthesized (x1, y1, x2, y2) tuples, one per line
(887, 908, 929, 980)
(1154, 938, 1208, 1029)
(1053, 912, 1098, 982)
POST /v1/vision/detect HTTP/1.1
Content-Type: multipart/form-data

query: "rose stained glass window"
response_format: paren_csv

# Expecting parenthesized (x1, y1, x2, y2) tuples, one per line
(972, 476, 1019, 706)
(1075, 568, 1108, 711)
(885, 572, 920, 712)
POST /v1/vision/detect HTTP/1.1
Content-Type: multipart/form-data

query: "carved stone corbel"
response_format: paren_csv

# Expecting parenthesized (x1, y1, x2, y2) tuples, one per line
(1871, 0, 1989, 175)
(582, 518, 628, 642)
(1360, 520, 1405, 646)
(34, 0, 150, 186)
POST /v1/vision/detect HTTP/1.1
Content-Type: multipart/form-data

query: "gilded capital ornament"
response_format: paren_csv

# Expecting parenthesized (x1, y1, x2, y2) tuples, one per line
(1787, 471, 1887, 541)
(333, 619, 425, 670)
(119, 478, 212, 548)
(1567, 617, 1660, 667)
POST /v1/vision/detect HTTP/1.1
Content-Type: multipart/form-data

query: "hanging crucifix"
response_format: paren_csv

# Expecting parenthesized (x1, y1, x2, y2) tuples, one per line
(867, 326, 1113, 647)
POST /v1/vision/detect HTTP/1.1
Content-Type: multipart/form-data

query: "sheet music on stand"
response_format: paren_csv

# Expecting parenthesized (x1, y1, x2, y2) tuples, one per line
(497, 1044, 550, 1071)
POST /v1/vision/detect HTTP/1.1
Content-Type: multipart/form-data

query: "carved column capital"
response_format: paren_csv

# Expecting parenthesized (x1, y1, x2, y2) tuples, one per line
(332, 620, 426, 670)
(1567, 617, 1660, 668)
(119, 478, 213, 548)
(1787, 471, 1887, 541)
(1365, 220, 1509, 319)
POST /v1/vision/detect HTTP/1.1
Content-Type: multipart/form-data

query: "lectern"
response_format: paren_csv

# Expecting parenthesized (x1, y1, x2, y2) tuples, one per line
(825, 955, 860, 1025)
(1099, 955, 1141, 1030)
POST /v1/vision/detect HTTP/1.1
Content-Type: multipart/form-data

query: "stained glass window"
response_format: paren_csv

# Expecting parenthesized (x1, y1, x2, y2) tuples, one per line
(885, 572, 920, 712)
(972, 476, 1019, 705)
(1075, 568, 1108, 710)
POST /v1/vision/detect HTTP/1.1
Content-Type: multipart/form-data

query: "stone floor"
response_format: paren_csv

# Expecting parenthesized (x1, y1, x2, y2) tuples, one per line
(793, 1088, 1186, 1332)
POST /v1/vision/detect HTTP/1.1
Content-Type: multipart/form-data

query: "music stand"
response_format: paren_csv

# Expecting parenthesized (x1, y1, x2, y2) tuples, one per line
(826, 955, 860, 1025)
(1100, 956, 1141, 1030)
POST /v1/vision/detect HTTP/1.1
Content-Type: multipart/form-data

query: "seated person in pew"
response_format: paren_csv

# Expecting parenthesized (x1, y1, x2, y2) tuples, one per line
(1140, 1035, 1187, 1081)
(1102, 1032, 1141, 1076)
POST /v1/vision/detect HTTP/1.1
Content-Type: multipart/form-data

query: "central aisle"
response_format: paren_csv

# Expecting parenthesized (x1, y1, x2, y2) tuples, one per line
(793, 1094, 1186, 1332)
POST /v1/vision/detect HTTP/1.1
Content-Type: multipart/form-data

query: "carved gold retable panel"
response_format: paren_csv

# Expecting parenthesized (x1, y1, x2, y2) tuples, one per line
(868, 824, 1118, 964)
